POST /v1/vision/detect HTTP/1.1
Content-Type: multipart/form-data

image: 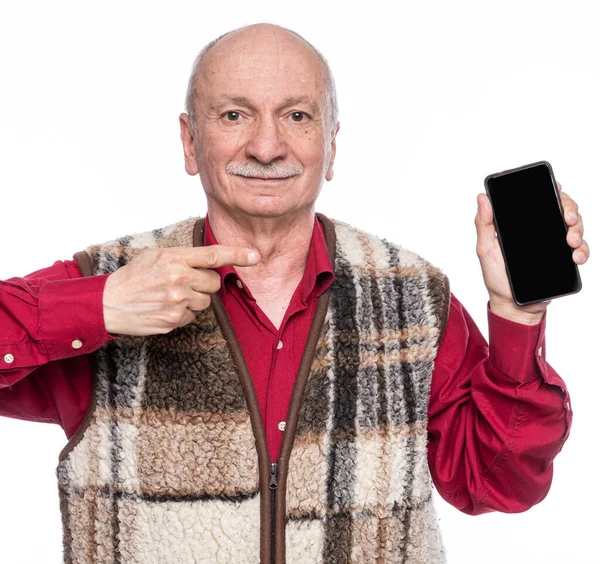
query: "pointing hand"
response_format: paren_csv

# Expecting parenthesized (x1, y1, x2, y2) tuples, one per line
(102, 245, 260, 336)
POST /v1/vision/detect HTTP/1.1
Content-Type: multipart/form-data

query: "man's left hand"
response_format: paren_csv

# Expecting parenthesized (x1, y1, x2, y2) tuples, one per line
(475, 182, 590, 325)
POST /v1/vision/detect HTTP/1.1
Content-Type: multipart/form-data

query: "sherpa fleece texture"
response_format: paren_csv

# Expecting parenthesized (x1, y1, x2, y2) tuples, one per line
(56, 214, 451, 564)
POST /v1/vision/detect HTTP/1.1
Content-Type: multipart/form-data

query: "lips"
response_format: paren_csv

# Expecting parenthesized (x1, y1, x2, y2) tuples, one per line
(243, 176, 290, 181)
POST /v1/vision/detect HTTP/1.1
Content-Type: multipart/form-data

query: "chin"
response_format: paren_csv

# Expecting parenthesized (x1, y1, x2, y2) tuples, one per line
(233, 195, 298, 218)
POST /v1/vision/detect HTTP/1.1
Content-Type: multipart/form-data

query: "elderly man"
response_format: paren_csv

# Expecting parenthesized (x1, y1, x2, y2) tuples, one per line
(0, 23, 589, 564)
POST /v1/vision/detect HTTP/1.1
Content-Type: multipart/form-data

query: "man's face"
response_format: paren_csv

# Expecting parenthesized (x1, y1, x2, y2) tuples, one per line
(180, 27, 338, 221)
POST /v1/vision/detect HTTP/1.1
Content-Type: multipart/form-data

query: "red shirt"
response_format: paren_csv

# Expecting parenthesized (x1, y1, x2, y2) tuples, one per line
(204, 216, 335, 463)
(0, 215, 572, 515)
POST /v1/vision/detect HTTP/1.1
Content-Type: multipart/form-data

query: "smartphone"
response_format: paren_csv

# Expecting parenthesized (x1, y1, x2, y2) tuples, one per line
(484, 160, 582, 306)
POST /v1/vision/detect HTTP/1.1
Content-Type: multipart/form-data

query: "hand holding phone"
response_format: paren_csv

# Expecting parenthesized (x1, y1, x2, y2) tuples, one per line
(481, 161, 584, 308)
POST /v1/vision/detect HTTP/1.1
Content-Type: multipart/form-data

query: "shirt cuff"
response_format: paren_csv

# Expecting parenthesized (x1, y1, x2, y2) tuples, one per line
(39, 274, 116, 361)
(487, 302, 547, 384)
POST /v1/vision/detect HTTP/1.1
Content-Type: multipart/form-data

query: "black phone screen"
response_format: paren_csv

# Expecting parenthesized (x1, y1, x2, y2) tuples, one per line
(485, 162, 581, 306)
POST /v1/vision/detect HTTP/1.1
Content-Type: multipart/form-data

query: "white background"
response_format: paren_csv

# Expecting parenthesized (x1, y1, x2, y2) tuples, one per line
(0, 1, 598, 562)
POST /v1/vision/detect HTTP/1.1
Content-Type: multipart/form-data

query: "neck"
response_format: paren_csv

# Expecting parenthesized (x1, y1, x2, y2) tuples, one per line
(206, 205, 316, 291)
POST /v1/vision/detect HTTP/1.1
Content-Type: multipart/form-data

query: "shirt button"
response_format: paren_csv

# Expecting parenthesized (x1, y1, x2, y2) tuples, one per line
(566, 401, 571, 411)
(236, 279, 243, 289)
(3, 353, 14, 364)
(71, 339, 83, 349)
(537, 346, 543, 357)
(278, 421, 286, 432)
(277, 340, 283, 350)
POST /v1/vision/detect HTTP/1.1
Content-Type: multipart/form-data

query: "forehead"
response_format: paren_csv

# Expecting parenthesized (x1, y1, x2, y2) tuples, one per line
(198, 29, 327, 105)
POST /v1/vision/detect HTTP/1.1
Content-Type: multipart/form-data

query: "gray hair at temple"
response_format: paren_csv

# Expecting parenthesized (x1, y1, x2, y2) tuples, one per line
(184, 25, 339, 135)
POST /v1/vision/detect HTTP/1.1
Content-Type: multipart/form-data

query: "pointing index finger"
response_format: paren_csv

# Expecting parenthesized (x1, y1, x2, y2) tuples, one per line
(179, 245, 261, 269)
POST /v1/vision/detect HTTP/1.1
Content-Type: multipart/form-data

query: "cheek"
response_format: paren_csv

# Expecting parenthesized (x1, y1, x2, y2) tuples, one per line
(296, 131, 327, 166)
(198, 130, 239, 167)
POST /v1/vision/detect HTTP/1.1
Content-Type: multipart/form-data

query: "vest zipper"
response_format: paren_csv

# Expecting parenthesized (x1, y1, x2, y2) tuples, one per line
(269, 462, 279, 564)
(207, 222, 334, 564)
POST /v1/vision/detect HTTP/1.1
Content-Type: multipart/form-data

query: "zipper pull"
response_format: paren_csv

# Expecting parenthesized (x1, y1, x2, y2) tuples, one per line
(269, 462, 278, 490)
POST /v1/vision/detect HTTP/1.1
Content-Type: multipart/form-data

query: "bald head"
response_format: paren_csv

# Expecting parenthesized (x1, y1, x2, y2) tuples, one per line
(184, 23, 338, 134)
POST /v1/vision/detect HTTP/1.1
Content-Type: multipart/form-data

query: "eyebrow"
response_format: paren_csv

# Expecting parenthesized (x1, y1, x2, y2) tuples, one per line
(281, 96, 322, 115)
(213, 95, 321, 114)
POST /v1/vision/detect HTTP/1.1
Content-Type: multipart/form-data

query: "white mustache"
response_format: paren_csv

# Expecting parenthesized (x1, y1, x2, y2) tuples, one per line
(226, 161, 303, 179)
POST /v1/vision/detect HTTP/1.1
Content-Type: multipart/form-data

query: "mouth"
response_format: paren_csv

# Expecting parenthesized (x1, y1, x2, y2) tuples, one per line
(241, 176, 293, 183)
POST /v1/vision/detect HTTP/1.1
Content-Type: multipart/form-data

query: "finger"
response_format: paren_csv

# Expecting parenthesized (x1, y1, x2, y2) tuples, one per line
(577, 212, 584, 237)
(175, 308, 197, 328)
(573, 239, 590, 264)
(475, 193, 496, 254)
(557, 181, 562, 191)
(164, 286, 211, 314)
(566, 213, 584, 248)
(187, 291, 212, 312)
(559, 191, 579, 225)
(169, 245, 261, 269)
(189, 268, 222, 294)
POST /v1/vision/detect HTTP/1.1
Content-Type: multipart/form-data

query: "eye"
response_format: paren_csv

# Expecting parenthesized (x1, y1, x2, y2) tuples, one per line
(223, 111, 241, 121)
(289, 111, 308, 123)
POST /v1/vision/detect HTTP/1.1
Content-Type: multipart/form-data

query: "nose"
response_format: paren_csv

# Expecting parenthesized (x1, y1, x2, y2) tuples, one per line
(244, 116, 287, 165)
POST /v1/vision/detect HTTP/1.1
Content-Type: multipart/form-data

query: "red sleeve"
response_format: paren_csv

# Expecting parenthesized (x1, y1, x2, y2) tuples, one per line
(0, 260, 115, 437)
(427, 293, 572, 515)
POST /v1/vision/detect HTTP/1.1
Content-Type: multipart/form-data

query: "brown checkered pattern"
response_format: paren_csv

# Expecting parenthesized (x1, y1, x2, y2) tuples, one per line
(56, 214, 450, 563)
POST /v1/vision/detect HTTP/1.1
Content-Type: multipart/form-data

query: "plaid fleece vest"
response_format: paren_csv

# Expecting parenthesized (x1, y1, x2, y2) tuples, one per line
(56, 213, 451, 564)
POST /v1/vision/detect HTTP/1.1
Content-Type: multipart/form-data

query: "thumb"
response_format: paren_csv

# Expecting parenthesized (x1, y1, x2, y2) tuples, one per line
(475, 193, 497, 253)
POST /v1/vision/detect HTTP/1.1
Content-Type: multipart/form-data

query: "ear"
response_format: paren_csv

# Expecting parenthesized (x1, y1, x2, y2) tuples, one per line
(179, 113, 199, 176)
(325, 122, 340, 182)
